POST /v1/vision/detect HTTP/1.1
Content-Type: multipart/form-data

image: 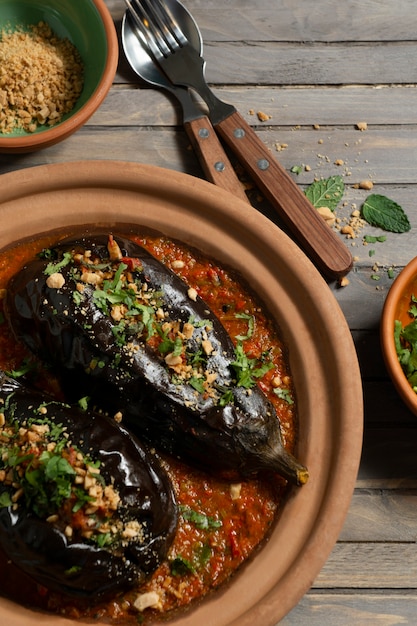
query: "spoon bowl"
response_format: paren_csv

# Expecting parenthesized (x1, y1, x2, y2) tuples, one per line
(122, 0, 250, 202)
(122, 0, 201, 93)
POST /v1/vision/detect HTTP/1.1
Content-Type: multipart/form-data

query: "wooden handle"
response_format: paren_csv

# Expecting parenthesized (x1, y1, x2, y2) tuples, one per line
(215, 110, 353, 278)
(184, 117, 249, 204)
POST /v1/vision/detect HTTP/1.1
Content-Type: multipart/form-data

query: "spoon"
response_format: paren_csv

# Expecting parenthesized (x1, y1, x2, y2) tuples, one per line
(121, 6, 248, 203)
(123, 0, 353, 279)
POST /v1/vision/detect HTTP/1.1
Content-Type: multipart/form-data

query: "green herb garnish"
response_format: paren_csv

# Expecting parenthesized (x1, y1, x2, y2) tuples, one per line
(179, 505, 222, 530)
(361, 194, 410, 233)
(5, 357, 36, 379)
(169, 555, 196, 576)
(273, 387, 294, 405)
(44, 252, 72, 276)
(234, 312, 255, 341)
(305, 175, 345, 211)
(231, 343, 274, 388)
(364, 234, 387, 243)
(394, 296, 417, 391)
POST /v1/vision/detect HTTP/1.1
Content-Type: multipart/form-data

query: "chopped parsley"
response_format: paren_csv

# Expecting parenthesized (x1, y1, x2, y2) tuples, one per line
(231, 343, 274, 389)
(169, 555, 195, 576)
(0, 400, 130, 549)
(41, 239, 277, 410)
(273, 387, 294, 405)
(44, 252, 73, 276)
(394, 294, 417, 391)
(179, 505, 222, 530)
(234, 312, 255, 341)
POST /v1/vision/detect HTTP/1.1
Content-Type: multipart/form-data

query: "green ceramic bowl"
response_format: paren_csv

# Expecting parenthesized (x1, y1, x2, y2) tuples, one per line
(0, 0, 118, 153)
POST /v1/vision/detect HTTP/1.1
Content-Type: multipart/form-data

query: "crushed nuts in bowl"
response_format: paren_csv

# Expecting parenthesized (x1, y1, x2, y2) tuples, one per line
(0, 0, 118, 153)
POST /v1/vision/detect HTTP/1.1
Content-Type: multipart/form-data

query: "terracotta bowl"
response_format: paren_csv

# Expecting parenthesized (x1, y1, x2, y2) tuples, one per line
(0, 161, 363, 626)
(381, 256, 417, 416)
(0, 0, 118, 153)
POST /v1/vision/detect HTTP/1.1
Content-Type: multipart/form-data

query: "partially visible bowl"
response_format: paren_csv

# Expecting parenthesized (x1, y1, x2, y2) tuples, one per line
(0, 0, 118, 153)
(0, 160, 363, 626)
(381, 256, 417, 416)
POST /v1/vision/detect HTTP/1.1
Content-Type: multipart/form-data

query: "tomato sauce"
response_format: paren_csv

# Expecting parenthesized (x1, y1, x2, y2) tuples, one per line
(0, 230, 297, 624)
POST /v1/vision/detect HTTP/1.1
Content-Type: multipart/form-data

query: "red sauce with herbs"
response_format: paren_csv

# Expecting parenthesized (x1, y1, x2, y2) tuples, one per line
(0, 230, 297, 624)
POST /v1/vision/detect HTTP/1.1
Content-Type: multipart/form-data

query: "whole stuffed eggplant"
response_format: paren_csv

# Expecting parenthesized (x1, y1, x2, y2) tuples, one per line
(5, 233, 308, 486)
(0, 372, 177, 598)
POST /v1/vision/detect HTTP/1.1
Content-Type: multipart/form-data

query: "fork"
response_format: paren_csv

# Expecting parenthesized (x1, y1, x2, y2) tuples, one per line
(125, 0, 353, 279)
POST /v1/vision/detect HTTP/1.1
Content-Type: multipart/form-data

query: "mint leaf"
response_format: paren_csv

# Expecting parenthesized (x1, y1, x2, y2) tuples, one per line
(361, 194, 410, 233)
(305, 175, 344, 210)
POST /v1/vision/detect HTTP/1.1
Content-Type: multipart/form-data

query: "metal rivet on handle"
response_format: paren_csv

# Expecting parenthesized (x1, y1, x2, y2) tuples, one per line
(198, 128, 210, 139)
(257, 158, 270, 171)
(234, 128, 245, 139)
(214, 161, 226, 172)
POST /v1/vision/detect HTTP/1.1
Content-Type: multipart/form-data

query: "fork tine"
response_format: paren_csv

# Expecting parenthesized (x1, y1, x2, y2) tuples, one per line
(151, 0, 188, 47)
(127, 0, 185, 57)
(137, 0, 178, 52)
(124, 0, 170, 57)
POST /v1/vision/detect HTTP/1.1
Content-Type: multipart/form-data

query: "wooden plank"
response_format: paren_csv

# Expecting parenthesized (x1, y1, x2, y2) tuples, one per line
(0, 128, 203, 179)
(238, 128, 417, 186)
(340, 490, 417, 542)
(362, 380, 413, 427)
(116, 41, 417, 87)
(314, 543, 417, 588)
(352, 331, 387, 379)
(4, 126, 416, 188)
(180, 42, 417, 86)
(359, 427, 417, 486)
(97, 84, 417, 127)
(282, 592, 417, 625)
(106, 0, 417, 43)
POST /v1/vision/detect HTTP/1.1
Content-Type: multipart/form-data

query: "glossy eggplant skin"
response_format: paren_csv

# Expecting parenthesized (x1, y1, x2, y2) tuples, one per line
(0, 373, 177, 598)
(5, 233, 308, 485)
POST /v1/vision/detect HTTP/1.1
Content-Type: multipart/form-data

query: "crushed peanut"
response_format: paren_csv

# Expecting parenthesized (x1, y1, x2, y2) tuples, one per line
(357, 179, 374, 190)
(317, 206, 336, 226)
(46, 272, 65, 289)
(230, 483, 242, 500)
(0, 21, 83, 134)
(257, 110, 271, 122)
(356, 122, 368, 131)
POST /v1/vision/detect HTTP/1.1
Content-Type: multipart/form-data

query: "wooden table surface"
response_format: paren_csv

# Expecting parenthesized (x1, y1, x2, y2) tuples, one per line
(2, 1, 417, 624)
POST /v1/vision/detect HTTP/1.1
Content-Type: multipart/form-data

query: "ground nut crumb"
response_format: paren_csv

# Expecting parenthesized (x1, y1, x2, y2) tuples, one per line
(230, 483, 242, 500)
(257, 110, 271, 122)
(134, 591, 162, 612)
(113, 411, 123, 423)
(340, 225, 355, 238)
(358, 179, 374, 190)
(356, 122, 368, 131)
(0, 21, 83, 134)
(339, 276, 350, 287)
(317, 206, 336, 226)
(46, 272, 65, 289)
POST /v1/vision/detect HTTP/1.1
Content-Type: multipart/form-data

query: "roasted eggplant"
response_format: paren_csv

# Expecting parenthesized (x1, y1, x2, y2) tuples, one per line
(5, 233, 308, 485)
(0, 372, 177, 598)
